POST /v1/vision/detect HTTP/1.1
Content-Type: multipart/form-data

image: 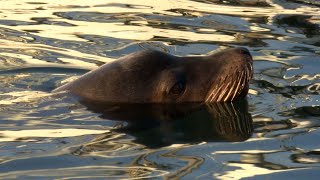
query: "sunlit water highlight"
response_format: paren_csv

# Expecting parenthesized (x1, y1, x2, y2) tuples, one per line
(0, 0, 319, 179)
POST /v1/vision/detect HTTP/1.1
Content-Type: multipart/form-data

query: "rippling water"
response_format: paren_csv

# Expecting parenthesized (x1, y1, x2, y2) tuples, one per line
(0, 0, 319, 179)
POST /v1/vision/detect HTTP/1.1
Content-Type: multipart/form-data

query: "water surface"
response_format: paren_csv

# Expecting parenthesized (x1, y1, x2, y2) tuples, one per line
(0, 0, 319, 179)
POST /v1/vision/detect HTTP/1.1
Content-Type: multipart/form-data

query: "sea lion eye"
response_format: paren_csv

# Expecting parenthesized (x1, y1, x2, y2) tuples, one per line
(169, 81, 186, 96)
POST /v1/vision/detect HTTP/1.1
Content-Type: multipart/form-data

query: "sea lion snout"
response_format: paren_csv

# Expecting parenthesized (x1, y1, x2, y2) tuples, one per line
(204, 47, 253, 102)
(220, 47, 252, 62)
(238, 47, 251, 56)
(236, 47, 253, 63)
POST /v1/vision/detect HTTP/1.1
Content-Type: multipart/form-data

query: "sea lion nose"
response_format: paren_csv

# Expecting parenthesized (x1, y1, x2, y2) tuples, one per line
(238, 47, 251, 56)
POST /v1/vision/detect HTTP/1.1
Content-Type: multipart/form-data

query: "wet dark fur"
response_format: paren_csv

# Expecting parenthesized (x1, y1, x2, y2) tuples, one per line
(53, 48, 253, 103)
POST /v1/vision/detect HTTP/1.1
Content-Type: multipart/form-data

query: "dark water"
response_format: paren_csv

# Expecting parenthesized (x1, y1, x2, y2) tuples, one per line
(0, 0, 319, 179)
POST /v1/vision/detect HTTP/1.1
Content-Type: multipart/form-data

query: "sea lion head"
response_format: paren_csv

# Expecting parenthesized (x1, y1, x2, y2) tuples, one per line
(53, 47, 253, 103)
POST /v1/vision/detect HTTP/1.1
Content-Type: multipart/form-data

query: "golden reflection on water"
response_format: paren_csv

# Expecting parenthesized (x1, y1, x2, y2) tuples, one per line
(1, 0, 318, 44)
(0, 129, 108, 142)
(0, 0, 319, 179)
(0, 91, 49, 105)
(0, 166, 168, 179)
(0, 39, 111, 69)
(1, 0, 238, 42)
(217, 162, 298, 179)
(163, 150, 204, 179)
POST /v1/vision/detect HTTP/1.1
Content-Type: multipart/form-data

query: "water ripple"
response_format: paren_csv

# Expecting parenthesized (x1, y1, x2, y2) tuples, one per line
(0, 0, 319, 179)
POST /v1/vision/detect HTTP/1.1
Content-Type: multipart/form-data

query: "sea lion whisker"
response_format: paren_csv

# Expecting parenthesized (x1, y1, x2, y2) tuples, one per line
(206, 77, 223, 102)
(246, 65, 250, 80)
(231, 71, 244, 101)
(247, 63, 253, 79)
(209, 86, 220, 102)
(224, 76, 238, 102)
(208, 81, 224, 102)
(249, 63, 253, 77)
(206, 84, 218, 102)
(245, 66, 249, 85)
(205, 87, 214, 102)
(235, 71, 244, 95)
(243, 66, 250, 90)
(241, 69, 247, 91)
(217, 78, 232, 102)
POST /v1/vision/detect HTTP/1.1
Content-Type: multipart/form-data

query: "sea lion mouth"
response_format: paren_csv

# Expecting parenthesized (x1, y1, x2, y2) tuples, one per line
(205, 55, 253, 102)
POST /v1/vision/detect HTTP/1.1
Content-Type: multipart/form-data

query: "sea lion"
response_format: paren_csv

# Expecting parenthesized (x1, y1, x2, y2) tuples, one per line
(53, 47, 253, 103)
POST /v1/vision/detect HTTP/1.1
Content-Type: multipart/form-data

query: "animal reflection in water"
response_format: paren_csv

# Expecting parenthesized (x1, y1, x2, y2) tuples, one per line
(74, 100, 253, 148)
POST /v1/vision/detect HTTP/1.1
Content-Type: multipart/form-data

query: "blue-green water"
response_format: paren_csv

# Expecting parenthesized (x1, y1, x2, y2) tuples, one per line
(0, 0, 319, 179)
